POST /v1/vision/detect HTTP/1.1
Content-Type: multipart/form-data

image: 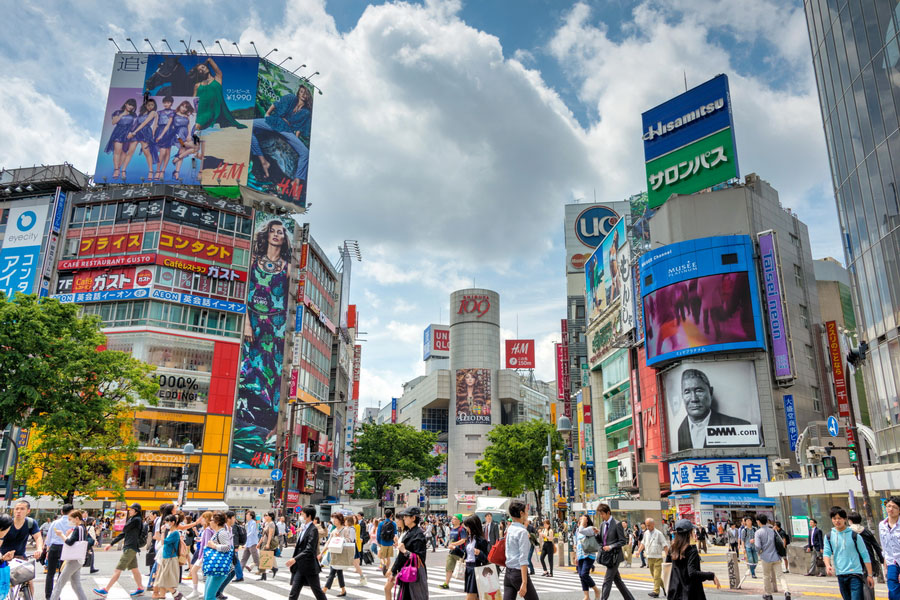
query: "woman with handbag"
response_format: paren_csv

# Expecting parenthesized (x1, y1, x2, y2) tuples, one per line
(320, 513, 355, 596)
(48, 510, 89, 600)
(85, 517, 100, 574)
(575, 515, 601, 600)
(460, 515, 490, 600)
(387, 507, 428, 600)
(152, 514, 184, 600)
(202, 513, 233, 600)
(665, 519, 720, 600)
(349, 515, 369, 585)
(539, 519, 556, 577)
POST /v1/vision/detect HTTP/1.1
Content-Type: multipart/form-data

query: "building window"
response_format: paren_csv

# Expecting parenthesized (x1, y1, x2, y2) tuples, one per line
(812, 386, 822, 413)
(799, 304, 810, 330)
(127, 463, 197, 490)
(790, 233, 801, 248)
(806, 344, 815, 369)
(576, 305, 585, 319)
(135, 418, 204, 450)
(422, 408, 448, 434)
(794, 264, 803, 288)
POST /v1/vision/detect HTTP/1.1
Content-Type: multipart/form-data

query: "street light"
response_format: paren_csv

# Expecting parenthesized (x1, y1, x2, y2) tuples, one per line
(179, 442, 194, 505)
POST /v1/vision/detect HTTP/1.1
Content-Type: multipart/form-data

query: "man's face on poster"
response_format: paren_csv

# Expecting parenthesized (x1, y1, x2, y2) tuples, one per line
(682, 374, 712, 421)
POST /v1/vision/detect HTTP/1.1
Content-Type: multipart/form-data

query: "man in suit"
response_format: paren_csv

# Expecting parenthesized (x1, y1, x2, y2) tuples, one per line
(804, 518, 826, 576)
(597, 503, 635, 600)
(675, 368, 752, 450)
(484, 513, 500, 549)
(286, 506, 327, 600)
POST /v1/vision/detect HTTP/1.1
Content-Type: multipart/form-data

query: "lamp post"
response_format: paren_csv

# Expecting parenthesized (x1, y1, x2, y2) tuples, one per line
(555, 416, 572, 567)
(178, 442, 194, 506)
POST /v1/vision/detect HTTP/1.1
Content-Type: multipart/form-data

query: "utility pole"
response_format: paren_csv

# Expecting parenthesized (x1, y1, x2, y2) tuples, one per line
(846, 360, 877, 531)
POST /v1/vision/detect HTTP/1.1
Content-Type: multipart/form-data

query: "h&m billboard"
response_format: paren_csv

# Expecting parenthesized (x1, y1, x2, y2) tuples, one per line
(505, 339, 535, 369)
(639, 235, 765, 366)
(95, 53, 314, 209)
(642, 74, 739, 209)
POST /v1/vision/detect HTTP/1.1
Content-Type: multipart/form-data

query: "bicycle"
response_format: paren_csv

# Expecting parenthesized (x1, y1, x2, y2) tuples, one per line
(8, 558, 36, 600)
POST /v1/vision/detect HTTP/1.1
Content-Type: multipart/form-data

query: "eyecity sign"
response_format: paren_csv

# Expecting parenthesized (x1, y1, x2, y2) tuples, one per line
(641, 74, 739, 209)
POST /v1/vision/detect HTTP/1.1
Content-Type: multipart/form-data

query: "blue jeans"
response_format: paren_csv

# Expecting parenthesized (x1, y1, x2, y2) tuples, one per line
(205, 574, 228, 600)
(888, 564, 900, 600)
(249, 119, 310, 180)
(745, 545, 758, 575)
(837, 574, 865, 600)
(577, 557, 596, 591)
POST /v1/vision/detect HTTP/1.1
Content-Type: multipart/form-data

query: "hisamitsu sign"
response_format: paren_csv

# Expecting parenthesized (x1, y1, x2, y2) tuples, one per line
(670, 457, 768, 492)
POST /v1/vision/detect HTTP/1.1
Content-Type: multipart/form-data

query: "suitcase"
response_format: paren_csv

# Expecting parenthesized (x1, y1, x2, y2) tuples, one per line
(362, 550, 375, 565)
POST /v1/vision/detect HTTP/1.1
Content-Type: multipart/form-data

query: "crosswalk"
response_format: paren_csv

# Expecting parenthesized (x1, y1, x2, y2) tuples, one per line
(46, 562, 657, 599)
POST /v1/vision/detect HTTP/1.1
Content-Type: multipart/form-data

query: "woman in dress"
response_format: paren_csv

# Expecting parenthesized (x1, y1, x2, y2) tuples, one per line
(125, 98, 159, 180)
(234, 219, 292, 467)
(48, 510, 88, 600)
(153, 95, 176, 181)
(665, 519, 719, 600)
(387, 508, 428, 600)
(152, 514, 184, 600)
(575, 515, 600, 600)
(461, 515, 489, 600)
(539, 519, 556, 577)
(456, 370, 488, 417)
(169, 101, 197, 181)
(189, 57, 247, 131)
(104, 98, 137, 180)
(320, 513, 355, 596)
(249, 85, 312, 195)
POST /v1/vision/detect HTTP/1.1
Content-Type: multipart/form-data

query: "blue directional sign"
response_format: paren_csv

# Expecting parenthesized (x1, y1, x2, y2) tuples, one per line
(270, 469, 283, 482)
(827, 416, 840, 438)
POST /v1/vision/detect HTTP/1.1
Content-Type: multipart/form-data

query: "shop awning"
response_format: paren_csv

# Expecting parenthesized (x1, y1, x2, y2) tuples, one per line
(697, 492, 776, 506)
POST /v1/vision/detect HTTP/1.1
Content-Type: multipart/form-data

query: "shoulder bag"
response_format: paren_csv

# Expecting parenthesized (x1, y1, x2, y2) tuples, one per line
(397, 552, 419, 583)
(203, 532, 232, 576)
(61, 527, 88, 562)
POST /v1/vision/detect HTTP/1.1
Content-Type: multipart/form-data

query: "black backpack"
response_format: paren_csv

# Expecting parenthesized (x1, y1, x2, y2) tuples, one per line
(359, 520, 370, 544)
(381, 520, 396, 542)
(138, 521, 149, 549)
(233, 523, 247, 547)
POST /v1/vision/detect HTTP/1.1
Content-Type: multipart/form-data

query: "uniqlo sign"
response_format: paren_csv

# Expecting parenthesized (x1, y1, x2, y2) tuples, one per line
(505, 339, 535, 369)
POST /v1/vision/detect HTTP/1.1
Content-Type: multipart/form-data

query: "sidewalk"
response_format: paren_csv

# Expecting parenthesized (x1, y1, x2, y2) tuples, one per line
(559, 545, 892, 599)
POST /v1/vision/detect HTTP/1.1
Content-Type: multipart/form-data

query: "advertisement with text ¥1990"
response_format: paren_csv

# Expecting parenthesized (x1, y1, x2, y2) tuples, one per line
(94, 53, 314, 209)
(231, 211, 295, 469)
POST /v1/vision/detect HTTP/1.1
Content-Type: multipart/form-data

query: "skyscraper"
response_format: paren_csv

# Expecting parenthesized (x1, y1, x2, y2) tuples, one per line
(805, 1, 900, 459)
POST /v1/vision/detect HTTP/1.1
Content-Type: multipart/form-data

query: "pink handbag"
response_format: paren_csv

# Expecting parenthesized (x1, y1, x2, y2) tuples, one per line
(397, 553, 419, 583)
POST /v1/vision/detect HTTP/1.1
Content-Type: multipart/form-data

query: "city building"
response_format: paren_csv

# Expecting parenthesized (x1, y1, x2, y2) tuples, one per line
(804, 0, 900, 461)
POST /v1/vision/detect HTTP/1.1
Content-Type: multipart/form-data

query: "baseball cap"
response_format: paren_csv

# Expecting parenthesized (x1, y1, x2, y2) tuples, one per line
(454, 514, 463, 521)
(674, 519, 694, 533)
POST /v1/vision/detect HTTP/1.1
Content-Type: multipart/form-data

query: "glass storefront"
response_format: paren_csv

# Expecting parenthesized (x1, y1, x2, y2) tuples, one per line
(135, 418, 204, 450)
(126, 463, 198, 490)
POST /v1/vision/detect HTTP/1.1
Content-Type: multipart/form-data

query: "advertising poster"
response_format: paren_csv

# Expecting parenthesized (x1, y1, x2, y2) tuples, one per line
(663, 360, 762, 452)
(564, 203, 625, 273)
(426, 442, 448, 483)
(94, 53, 313, 209)
(640, 235, 765, 366)
(231, 210, 295, 469)
(0, 203, 49, 298)
(505, 339, 535, 368)
(584, 217, 625, 324)
(758, 231, 795, 380)
(456, 368, 491, 425)
(618, 239, 634, 335)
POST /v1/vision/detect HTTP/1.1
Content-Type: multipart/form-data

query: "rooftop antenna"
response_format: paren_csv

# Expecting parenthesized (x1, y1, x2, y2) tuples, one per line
(249, 41, 259, 56)
(232, 42, 242, 56)
(108, 38, 122, 52)
(197, 40, 209, 55)
(215, 40, 226, 54)
(143, 38, 157, 52)
(161, 39, 174, 53)
(684, 71, 688, 91)
(125, 38, 140, 52)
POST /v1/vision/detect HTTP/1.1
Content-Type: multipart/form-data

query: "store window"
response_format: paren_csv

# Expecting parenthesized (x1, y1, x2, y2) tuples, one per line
(604, 388, 631, 422)
(135, 418, 204, 449)
(127, 463, 197, 490)
(145, 333, 215, 371)
(155, 372, 210, 411)
(422, 408, 448, 434)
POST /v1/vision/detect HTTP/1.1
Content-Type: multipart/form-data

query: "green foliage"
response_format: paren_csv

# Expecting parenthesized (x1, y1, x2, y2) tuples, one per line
(349, 423, 443, 504)
(0, 294, 159, 502)
(474, 420, 564, 517)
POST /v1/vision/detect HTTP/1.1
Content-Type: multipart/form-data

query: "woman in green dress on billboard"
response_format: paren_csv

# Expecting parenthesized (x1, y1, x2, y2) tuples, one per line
(189, 57, 247, 131)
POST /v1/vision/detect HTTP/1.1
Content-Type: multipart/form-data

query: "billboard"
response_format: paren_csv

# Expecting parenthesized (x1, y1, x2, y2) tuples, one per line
(669, 457, 768, 492)
(505, 339, 535, 369)
(663, 360, 763, 452)
(0, 202, 49, 298)
(641, 74, 739, 209)
(426, 442, 448, 483)
(95, 52, 314, 208)
(455, 368, 491, 425)
(564, 202, 627, 273)
(423, 324, 450, 360)
(758, 231, 795, 381)
(231, 210, 295, 469)
(826, 321, 853, 425)
(585, 217, 627, 324)
(57, 266, 154, 294)
(640, 235, 765, 366)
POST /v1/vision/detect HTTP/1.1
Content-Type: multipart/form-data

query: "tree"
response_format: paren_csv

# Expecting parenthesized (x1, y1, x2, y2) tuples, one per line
(349, 423, 444, 506)
(474, 420, 564, 518)
(0, 294, 158, 503)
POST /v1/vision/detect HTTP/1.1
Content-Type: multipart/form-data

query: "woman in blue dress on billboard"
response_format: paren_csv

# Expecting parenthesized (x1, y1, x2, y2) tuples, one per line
(103, 98, 137, 180)
(168, 101, 198, 181)
(152, 95, 176, 181)
(249, 85, 312, 196)
(124, 98, 159, 181)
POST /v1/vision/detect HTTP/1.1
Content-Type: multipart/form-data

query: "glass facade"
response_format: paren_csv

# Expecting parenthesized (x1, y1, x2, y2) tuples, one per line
(806, 0, 900, 459)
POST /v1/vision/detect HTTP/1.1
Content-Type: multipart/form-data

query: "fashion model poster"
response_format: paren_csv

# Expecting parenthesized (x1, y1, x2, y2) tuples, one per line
(231, 211, 295, 468)
(455, 368, 491, 425)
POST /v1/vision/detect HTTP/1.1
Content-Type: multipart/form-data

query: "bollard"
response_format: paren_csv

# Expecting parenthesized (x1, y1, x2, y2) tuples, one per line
(727, 550, 742, 589)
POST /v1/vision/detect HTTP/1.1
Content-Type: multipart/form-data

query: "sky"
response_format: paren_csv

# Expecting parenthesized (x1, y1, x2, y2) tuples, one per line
(0, 0, 840, 413)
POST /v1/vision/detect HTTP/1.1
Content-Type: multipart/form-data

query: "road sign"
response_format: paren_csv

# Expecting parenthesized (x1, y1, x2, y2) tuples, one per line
(257, 487, 266, 496)
(294, 506, 303, 514)
(827, 416, 840, 437)
(271, 469, 284, 482)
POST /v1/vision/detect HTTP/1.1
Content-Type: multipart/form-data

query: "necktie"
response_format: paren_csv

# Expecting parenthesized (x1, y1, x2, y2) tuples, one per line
(603, 521, 609, 544)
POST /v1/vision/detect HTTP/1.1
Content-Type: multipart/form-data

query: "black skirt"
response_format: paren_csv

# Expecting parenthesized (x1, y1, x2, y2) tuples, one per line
(464, 563, 478, 594)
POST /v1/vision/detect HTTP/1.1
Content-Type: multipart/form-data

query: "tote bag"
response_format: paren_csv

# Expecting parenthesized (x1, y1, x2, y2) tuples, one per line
(61, 527, 88, 562)
(474, 563, 500, 600)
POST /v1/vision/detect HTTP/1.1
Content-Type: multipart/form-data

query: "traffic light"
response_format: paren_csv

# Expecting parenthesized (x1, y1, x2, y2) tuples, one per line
(848, 441, 858, 462)
(823, 455, 839, 481)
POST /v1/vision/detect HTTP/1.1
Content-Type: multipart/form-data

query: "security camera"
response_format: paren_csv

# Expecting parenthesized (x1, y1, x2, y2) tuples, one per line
(806, 446, 827, 459)
(773, 458, 791, 469)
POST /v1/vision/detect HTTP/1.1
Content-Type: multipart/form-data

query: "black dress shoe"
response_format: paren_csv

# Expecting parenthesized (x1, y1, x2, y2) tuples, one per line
(233, 579, 243, 582)
(216, 595, 227, 600)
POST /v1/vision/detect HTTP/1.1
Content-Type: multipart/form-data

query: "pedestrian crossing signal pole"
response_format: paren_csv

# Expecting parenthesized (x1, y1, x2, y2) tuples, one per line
(846, 346, 877, 533)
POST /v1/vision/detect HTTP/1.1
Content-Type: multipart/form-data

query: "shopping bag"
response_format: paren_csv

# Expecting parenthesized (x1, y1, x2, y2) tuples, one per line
(331, 544, 355, 569)
(661, 561, 672, 595)
(61, 540, 88, 562)
(452, 558, 466, 581)
(474, 563, 501, 600)
(327, 535, 345, 553)
(259, 549, 276, 571)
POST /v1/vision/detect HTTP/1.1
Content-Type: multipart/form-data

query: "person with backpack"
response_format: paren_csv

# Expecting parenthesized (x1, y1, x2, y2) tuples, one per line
(442, 514, 468, 589)
(754, 514, 783, 600)
(95, 503, 146, 597)
(376, 509, 397, 576)
(824, 506, 874, 600)
(773, 521, 791, 573)
(849, 511, 884, 584)
(879, 496, 900, 600)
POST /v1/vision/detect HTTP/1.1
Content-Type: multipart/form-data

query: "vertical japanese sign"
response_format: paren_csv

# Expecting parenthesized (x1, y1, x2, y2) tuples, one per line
(758, 231, 795, 380)
(231, 210, 295, 469)
(559, 319, 572, 419)
(343, 344, 362, 493)
(783, 394, 799, 451)
(0, 203, 49, 298)
(391, 397, 398, 423)
(39, 188, 66, 297)
(826, 321, 854, 441)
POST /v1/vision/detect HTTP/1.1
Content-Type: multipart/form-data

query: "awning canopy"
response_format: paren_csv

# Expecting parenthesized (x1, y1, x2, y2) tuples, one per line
(181, 501, 230, 512)
(697, 492, 776, 506)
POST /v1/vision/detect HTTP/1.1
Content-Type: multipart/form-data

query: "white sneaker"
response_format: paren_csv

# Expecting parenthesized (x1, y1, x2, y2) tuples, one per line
(360, 577, 368, 586)
(185, 591, 199, 600)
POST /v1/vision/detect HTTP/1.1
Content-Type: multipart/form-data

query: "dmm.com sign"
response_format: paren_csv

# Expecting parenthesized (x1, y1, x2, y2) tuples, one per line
(646, 127, 738, 209)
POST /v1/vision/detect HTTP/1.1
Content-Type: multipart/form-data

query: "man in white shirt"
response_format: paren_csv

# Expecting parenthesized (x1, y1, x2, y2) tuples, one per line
(636, 518, 668, 598)
(45, 504, 73, 600)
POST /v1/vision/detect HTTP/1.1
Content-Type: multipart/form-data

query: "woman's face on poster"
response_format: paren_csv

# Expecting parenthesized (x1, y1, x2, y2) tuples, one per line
(267, 224, 285, 247)
(197, 64, 210, 77)
(465, 372, 476, 386)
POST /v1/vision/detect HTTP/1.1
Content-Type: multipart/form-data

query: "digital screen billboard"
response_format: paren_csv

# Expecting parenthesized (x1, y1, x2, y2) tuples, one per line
(584, 217, 626, 325)
(95, 52, 314, 209)
(663, 360, 763, 452)
(641, 74, 739, 209)
(639, 235, 765, 366)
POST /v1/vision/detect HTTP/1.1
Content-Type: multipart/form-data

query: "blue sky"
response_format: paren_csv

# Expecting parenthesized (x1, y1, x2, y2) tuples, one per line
(0, 0, 839, 411)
